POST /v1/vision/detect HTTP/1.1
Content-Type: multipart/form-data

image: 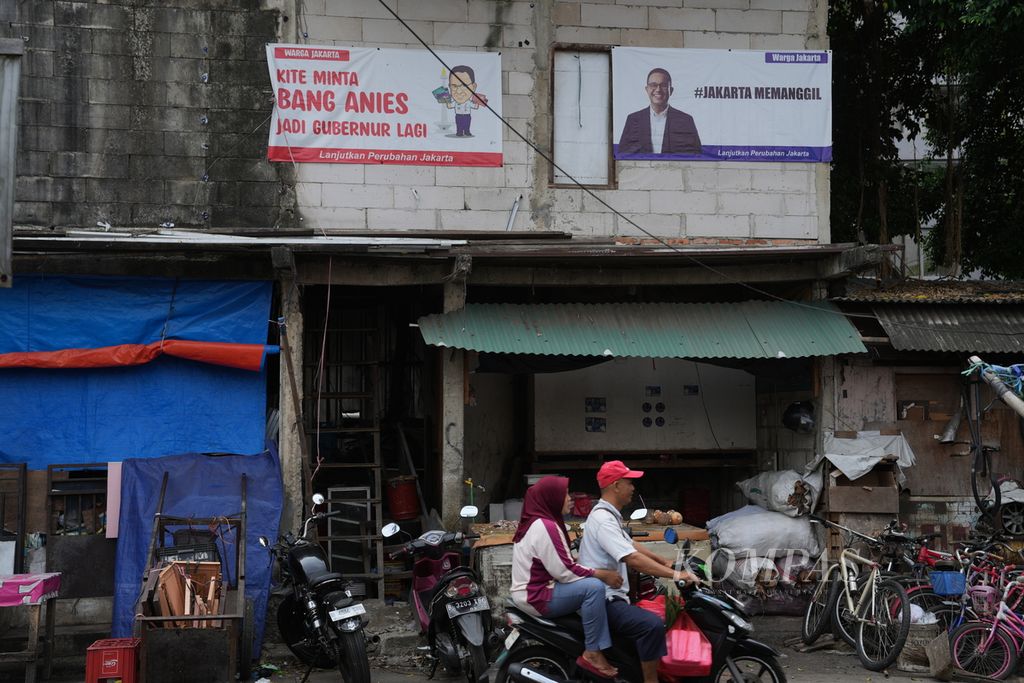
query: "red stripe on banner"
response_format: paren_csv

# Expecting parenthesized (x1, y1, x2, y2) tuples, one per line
(267, 146, 503, 167)
(273, 47, 350, 61)
(0, 341, 265, 371)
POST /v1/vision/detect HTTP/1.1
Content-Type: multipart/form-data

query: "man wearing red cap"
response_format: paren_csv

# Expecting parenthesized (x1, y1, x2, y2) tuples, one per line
(578, 460, 698, 683)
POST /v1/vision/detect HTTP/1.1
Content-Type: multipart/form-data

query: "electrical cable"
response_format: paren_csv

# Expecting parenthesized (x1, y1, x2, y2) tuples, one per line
(374, 0, 1024, 338)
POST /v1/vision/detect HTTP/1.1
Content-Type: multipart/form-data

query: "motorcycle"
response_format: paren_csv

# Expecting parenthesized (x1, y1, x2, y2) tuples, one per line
(382, 504, 493, 683)
(259, 493, 372, 683)
(496, 527, 786, 683)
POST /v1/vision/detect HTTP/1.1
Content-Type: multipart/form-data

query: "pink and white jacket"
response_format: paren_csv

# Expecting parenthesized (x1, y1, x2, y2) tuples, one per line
(510, 518, 595, 616)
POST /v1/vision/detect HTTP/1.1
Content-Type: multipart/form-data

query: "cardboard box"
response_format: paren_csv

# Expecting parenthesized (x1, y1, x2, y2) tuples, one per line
(827, 466, 899, 513)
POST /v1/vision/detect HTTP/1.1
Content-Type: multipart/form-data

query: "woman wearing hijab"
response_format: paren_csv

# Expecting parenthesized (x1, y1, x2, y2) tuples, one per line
(509, 475, 622, 679)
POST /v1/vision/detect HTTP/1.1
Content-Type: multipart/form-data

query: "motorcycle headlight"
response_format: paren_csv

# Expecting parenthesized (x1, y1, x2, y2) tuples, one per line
(724, 610, 753, 633)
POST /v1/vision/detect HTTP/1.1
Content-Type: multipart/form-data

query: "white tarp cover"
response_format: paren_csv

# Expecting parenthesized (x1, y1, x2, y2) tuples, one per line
(812, 430, 917, 483)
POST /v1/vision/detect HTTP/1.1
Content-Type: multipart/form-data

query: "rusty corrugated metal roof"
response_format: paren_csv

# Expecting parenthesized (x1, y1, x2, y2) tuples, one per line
(838, 280, 1024, 304)
(418, 301, 866, 359)
(874, 304, 1024, 353)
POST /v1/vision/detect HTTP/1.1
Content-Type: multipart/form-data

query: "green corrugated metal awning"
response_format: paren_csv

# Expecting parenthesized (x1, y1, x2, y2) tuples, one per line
(417, 301, 866, 359)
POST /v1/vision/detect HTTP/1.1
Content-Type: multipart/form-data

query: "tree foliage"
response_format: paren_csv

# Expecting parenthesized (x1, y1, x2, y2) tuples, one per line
(829, 0, 1024, 277)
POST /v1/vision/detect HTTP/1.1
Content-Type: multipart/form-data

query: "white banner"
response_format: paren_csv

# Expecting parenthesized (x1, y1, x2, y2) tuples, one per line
(266, 45, 502, 166)
(612, 47, 831, 162)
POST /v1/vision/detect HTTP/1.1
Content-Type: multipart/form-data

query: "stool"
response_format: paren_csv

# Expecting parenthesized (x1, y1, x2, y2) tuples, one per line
(85, 638, 140, 683)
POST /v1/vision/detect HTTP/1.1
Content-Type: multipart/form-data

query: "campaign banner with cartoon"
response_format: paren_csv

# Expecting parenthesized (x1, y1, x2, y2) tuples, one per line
(612, 47, 831, 162)
(266, 45, 502, 166)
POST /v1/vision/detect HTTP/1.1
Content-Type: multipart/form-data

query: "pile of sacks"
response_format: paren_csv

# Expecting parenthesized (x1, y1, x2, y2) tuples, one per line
(707, 470, 823, 593)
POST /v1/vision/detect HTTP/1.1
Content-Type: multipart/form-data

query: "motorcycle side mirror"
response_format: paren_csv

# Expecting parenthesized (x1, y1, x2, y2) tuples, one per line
(258, 536, 269, 548)
(629, 508, 648, 521)
(460, 505, 479, 519)
(382, 522, 401, 538)
(312, 493, 325, 507)
(664, 527, 678, 545)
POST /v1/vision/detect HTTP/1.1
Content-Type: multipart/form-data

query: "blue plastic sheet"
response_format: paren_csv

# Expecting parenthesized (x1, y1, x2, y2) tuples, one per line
(0, 357, 267, 468)
(112, 447, 283, 657)
(0, 275, 272, 468)
(0, 275, 272, 352)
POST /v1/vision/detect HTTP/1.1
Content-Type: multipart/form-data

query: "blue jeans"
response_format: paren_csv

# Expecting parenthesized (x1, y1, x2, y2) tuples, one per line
(607, 597, 667, 661)
(544, 577, 611, 651)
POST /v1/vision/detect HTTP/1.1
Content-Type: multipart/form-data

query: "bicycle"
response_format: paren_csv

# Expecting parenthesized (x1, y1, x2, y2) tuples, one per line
(950, 575, 1024, 679)
(801, 515, 911, 671)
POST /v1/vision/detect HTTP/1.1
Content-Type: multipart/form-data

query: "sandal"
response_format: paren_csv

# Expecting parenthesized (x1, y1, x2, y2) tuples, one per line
(576, 655, 618, 680)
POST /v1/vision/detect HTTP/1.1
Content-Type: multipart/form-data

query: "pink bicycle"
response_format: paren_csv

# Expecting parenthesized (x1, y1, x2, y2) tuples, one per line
(950, 577, 1024, 679)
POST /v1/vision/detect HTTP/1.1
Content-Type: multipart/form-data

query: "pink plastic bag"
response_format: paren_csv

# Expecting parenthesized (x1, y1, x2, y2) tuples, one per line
(637, 596, 713, 678)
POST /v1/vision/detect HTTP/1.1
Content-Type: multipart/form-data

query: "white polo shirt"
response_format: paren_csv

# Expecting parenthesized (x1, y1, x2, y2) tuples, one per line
(577, 499, 636, 601)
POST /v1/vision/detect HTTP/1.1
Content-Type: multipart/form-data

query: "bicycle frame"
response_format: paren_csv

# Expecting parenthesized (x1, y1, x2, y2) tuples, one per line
(974, 583, 1024, 654)
(837, 548, 883, 625)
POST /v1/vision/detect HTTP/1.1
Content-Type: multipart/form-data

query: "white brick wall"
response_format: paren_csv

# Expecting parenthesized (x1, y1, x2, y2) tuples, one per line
(293, 0, 829, 242)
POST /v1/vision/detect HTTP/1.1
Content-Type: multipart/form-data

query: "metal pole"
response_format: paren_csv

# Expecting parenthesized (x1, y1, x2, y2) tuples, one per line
(969, 355, 1024, 419)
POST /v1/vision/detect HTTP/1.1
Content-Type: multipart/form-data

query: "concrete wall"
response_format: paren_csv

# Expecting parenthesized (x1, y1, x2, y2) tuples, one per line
(756, 387, 815, 473)
(464, 372, 518, 510)
(292, 0, 832, 243)
(9, 0, 831, 240)
(8, 0, 296, 229)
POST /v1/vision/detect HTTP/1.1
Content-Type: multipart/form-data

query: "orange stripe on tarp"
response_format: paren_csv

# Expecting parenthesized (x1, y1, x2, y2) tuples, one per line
(0, 340, 265, 371)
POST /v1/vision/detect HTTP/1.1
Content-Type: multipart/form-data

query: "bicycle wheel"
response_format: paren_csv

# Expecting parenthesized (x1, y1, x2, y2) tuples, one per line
(802, 564, 842, 644)
(951, 621, 1018, 680)
(856, 578, 911, 671)
(923, 598, 973, 633)
(829, 570, 858, 647)
(972, 448, 1001, 523)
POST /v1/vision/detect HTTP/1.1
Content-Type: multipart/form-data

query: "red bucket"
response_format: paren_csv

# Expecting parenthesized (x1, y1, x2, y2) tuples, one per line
(386, 476, 419, 520)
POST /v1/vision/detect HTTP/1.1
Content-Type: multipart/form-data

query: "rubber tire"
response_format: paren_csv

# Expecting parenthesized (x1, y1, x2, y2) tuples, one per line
(713, 654, 788, 683)
(466, 642, 489, 683)
(337, 631, 371, 683)
(829, 574, 856, 647)
(494, 644, 572, 683)
(855, 579, 911, 672)
(802, 564, 841, 644)
(237, 597, 254, 680)
(951, 621, 1019, 680)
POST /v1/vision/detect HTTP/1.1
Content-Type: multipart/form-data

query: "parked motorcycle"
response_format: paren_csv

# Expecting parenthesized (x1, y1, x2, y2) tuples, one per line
(260, 493, 372, 683)
(496, 528, 786, 683)
(382, 505, 492, 683)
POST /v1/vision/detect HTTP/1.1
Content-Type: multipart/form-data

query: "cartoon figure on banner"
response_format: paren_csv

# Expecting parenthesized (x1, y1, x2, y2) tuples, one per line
(431, 64, 488, 138)
(618, 67, 701, 155)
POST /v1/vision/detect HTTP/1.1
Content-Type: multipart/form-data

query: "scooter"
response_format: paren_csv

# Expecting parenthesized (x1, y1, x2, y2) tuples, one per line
(496, 528, 786, 683)
(382, 505, 492, 683)
(260, 493, 372, 683)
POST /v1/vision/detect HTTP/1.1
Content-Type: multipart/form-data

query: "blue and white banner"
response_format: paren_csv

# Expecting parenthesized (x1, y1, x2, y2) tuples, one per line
(612, 47, 832, 163)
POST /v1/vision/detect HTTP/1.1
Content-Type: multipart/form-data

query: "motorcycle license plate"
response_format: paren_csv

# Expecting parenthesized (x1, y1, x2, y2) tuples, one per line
(445, 595, 489, 618)
(329, 603, 366, 622)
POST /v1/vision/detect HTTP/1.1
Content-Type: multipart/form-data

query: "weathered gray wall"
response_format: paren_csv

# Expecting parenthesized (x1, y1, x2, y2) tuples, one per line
(8, 0, 295, 230)
(464, 372, 518, 510)
(293, 0, 831, 242)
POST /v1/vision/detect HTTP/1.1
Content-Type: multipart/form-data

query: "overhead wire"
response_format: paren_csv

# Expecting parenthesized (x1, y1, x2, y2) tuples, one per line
(374, 0, 1024, 339)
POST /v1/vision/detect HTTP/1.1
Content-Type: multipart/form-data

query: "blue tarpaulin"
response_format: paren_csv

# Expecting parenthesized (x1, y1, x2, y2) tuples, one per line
(112, 447, 283, 655)
(0, 276, 273, 468)
(0, 275, 271, 352)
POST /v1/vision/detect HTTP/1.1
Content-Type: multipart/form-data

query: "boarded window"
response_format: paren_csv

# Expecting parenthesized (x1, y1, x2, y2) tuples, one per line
(553, 50, 610, 186)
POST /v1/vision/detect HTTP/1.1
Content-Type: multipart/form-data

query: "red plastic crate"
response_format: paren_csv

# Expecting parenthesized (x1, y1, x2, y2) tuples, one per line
(85, 638, 140, 683)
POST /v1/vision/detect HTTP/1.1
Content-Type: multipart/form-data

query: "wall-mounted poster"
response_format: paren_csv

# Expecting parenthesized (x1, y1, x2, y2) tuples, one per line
(612, 47, 831, 162)
(266, 45, 503, 166)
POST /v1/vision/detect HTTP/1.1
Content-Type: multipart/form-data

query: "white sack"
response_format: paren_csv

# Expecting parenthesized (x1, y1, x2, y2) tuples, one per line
(708, 505, 823, 557)
(736, 469, 822, 517)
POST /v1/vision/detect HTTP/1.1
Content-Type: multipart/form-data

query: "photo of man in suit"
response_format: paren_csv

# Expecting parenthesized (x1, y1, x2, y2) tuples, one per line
(617, 68, 702, 155)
